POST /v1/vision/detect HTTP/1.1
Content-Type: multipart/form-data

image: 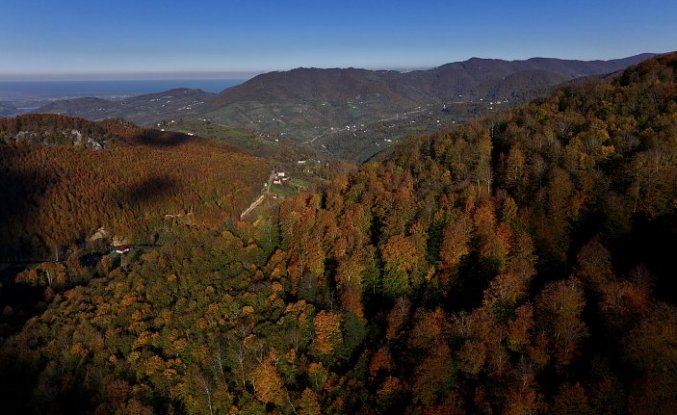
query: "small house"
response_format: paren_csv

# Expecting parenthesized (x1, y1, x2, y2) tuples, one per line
(113, 245, 131, 254)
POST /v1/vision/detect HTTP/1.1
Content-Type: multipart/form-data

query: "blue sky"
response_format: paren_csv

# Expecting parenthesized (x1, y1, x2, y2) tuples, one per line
(0, 0, 675, 80)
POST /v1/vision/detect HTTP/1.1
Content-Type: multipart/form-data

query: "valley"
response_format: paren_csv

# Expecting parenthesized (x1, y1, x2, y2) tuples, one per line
(3, 0, 677, 411)
(0, 52, 675, 414)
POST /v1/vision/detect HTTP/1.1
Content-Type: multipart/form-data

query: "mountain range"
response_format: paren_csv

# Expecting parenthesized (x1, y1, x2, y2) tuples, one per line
(33, 53, 655, 160)
(209, 54, 655, 108)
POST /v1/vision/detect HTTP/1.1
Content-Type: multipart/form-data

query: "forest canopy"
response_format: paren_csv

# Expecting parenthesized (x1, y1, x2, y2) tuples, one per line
(0, 115, 269, 260)
(1, 53, 676, 414)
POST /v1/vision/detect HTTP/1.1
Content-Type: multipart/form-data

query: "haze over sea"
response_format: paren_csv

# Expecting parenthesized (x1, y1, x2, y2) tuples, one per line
(0, 79, 244, 101)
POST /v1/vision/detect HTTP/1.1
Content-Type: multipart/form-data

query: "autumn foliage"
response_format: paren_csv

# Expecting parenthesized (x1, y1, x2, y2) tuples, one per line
(1, 54, 676, 414)
(0, 114, 269, 259)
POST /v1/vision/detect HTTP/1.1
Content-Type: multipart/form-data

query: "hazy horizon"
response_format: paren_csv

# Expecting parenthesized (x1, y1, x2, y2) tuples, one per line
(0, 51, 665, 82)
(1, 0, 675, 81)
(0, 73, 257, 82)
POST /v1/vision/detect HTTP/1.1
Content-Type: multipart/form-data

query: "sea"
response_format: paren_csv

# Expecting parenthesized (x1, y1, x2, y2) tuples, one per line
(0, 79, 245, 101)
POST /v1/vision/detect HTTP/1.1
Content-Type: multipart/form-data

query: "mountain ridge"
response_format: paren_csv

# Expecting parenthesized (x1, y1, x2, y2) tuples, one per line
(212, 53, 656, 105)
(32, 53, 659, 161)
(203, 53, 657, 159)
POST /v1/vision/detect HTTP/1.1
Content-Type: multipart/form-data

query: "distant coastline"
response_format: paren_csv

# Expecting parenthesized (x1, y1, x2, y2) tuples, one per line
(0, 79, 245, 101)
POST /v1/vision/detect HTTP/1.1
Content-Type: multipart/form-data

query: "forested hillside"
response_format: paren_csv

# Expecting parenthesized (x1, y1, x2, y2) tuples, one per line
(0, 114, 270, 259)
(1, 53, 675, 414)
(203, 54, 654, 161)
(31, 55, 653, 163)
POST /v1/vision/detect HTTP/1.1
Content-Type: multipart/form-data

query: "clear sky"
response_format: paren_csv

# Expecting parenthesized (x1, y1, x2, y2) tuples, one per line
(0, 0, 675, 80)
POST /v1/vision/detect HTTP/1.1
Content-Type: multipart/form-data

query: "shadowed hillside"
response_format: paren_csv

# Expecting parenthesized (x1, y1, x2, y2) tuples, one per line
(0, 114, 269, 260)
